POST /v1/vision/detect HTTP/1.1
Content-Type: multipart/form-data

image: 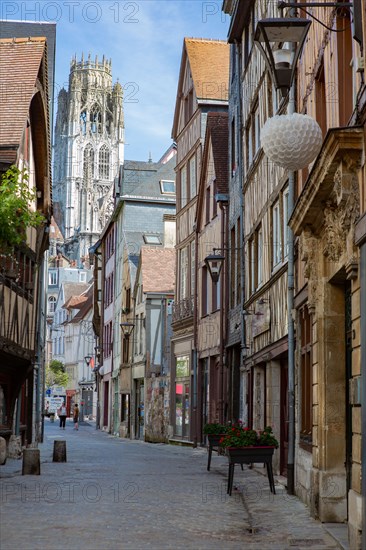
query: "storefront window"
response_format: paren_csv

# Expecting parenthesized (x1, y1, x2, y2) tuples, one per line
(175, 355, 190, 438)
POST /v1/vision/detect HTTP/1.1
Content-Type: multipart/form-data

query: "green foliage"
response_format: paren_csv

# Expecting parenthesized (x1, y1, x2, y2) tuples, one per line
(219, 426, 258, 448)
(0, 165, 44, 251)
(46, 360, 68, 388)
(203, 423, 228, 435)
(219, 424, 279, 448)
(258, 426, 279, 448)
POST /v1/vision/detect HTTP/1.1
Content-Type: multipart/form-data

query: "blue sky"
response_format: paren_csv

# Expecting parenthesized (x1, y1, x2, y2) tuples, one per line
(3, 1, 229, 161)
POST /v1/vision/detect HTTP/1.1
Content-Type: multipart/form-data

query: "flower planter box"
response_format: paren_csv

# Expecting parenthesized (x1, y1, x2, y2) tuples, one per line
(226, 446, 276, 495)
(206, 433, 225, 471)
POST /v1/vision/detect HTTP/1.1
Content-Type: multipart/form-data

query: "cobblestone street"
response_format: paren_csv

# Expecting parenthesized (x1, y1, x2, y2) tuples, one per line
(0, 420, 346, 549)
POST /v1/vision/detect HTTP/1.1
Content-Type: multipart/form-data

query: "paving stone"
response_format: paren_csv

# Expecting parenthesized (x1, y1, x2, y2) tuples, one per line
(0, 419, 342, 549)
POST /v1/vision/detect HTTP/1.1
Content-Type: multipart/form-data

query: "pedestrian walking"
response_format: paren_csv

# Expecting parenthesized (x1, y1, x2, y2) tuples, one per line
(58, 402, 67, 429)
(73, 403, 79, 430)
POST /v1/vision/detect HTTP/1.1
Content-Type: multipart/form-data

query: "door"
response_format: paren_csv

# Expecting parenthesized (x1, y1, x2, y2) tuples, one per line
(103, 381, 109, 428)
(113, 379, 119, 434)
(345, 282, 352, 503)
(135, 380, 144, 439)
(280, 361, 289, 476)
(82, 389, 93, 417)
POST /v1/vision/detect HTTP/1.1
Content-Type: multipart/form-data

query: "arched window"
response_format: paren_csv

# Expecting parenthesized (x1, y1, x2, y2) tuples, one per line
(80, 110, 87, 135)
(48, 296, 56, 314)
(99, 145, 110, 179)
(90, 104, 102, 134)
(83, 144, 94, 180)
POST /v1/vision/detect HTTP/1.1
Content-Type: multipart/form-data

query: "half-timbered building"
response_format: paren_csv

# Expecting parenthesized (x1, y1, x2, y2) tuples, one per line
(0, 37, 52, 450)
(195, 112, 229, 440)
(171, 38, 229, 443)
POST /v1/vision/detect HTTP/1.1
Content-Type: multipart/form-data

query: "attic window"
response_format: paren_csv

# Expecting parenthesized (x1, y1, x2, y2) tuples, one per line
(143, 234, 161, 245)
(160, 180, 175, 194)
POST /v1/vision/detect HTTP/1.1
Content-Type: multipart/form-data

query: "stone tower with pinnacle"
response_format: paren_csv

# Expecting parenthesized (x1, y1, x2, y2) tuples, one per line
(53, 53, 124, 263)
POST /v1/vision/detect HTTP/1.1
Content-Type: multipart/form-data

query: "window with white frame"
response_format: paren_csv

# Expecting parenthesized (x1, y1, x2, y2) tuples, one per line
(254, 106, 260, 154)
(189, 154, 196, 199)
(272, 201, 282, 267)
(190, 241, 195, 296)
(250, 238, 255, 294)
(48, 296, 56, 314)
(257, 227, 263, 286)
(180, 165, 187, 209)
(246, 123, 253, 169)
(49, 271, 57, 285)
(160, 180, 175, 194)
(179, 247, 188, 300)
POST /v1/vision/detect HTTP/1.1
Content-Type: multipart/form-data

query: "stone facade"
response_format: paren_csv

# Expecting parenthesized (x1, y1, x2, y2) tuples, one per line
(53, 54, 124, 262)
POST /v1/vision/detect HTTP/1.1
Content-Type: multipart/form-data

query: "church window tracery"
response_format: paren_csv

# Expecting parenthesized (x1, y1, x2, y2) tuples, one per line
(83, 144, 94, 180)
(90, 104, 102, 134)
(80, 110, 87, 135)
(99, 145, 110, 179)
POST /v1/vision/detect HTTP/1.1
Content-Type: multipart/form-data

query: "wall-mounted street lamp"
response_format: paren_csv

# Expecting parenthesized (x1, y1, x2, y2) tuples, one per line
(120, 322, 135, 338)
(84, 355, 92, 367)
(254, 18, 311, 97)
(204, 250, 225, 284)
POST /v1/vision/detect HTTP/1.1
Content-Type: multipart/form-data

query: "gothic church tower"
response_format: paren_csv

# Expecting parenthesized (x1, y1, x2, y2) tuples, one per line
(53, 54, 124, 262)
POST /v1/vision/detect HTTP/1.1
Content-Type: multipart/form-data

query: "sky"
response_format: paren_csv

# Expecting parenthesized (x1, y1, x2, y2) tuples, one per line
(2, 1, 230, 162)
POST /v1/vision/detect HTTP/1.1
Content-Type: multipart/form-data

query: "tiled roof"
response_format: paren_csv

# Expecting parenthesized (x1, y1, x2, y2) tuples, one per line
(49, 217, 64, 241)
(0, 37, 47, 161)
(184, 38, 229, 101)
(70, 285, 93, 322)
(140, 248, 175, 293)
(61, 283, 89, 308)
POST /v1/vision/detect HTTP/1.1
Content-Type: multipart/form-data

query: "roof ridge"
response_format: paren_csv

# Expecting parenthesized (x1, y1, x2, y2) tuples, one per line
(0, 36, 46, 44)
(184, 37, 227, 44)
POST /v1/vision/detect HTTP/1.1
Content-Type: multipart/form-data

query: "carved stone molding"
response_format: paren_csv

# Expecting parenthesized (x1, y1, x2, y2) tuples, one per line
(345, 258, 358, 280)
(323, 164, 360, 262)
(299, 229, 318, 314)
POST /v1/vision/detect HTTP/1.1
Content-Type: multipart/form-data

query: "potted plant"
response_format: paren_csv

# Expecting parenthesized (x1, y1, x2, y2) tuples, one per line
(219, 425, 279, 495)
(203, 422, 228, 471)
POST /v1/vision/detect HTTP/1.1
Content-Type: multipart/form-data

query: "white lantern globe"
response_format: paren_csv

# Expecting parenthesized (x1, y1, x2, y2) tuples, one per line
(260, 113, 322, 170)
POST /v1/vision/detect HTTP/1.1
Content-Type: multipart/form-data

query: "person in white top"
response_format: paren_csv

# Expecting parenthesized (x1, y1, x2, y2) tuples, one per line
(58, 403, 67, 429)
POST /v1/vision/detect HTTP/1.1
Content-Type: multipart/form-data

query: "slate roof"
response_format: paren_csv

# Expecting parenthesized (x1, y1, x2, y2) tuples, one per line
(196, 111, 229, 228)
(140, 248, 176, 293)
(0, 37, 47, 163)
(206, 112, 229, 195)
(121, 155, 176, 199)
(184, 38, 230, 101)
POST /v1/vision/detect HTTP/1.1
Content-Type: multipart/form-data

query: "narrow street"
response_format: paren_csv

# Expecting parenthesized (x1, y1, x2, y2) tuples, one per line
(0, 420, 343, 550)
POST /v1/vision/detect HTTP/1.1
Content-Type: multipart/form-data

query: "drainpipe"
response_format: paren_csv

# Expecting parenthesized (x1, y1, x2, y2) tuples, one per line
(287, 4, 297, 494)
(218, 199, 228, 424)
(193, 228, 199, 446)
(235, 39, 246, 422)
(359, 242, 366, 549)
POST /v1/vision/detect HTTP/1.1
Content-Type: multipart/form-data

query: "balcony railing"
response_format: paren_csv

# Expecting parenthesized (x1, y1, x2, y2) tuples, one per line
(172, 297, 194, 324)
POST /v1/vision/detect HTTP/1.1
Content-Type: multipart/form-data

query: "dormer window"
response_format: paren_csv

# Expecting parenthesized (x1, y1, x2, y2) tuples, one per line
(160, 180, 175, 194)
(143, 234, 161, 245)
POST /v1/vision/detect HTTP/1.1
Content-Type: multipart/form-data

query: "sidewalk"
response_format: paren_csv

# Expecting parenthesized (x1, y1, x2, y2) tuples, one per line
(0, 420, 348, 549)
